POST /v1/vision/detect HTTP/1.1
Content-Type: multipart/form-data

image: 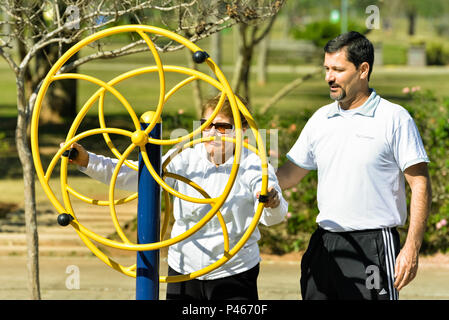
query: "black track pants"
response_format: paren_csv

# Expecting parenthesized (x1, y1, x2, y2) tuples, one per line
(166, 263, 259, 300)
(301, 227, 400, 300)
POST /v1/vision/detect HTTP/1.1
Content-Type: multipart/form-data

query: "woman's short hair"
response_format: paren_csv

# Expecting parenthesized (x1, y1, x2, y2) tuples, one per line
(201, 94, 250, 128)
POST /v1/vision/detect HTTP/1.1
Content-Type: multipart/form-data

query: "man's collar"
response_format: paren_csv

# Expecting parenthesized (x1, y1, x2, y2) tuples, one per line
(327, 89, 380, 118)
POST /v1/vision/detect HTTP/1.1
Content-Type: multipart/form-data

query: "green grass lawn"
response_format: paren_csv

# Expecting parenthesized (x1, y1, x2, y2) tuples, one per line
(2, 57, 449, 119)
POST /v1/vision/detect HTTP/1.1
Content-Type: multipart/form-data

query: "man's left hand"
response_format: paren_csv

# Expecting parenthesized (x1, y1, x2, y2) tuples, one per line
(394, 245, 419, 291)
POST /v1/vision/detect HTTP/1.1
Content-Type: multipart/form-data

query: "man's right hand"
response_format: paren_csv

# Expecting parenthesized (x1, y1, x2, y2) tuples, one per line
(60, 142, 89, 168)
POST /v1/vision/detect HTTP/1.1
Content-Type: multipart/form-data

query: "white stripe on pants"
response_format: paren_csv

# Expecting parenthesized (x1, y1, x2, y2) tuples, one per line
(382, 228, 399, 300)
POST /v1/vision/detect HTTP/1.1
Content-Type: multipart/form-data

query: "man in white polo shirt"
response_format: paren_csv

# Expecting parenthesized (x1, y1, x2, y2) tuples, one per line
(276, 31, 432, 300)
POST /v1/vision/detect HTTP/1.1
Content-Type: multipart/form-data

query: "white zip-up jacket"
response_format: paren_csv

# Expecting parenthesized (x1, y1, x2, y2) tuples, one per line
(80, 143, 288, 279)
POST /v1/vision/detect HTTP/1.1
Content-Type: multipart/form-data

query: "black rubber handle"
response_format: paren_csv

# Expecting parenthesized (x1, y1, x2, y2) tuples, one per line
(62, 148, 79, 160)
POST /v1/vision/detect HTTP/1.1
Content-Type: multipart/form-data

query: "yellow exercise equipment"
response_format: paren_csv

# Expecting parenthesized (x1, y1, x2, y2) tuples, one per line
(31, 25, 269, 283)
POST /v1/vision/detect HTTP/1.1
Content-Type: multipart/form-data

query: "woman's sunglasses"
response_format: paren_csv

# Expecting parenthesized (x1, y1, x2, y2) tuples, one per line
(200, 119, 234, 134)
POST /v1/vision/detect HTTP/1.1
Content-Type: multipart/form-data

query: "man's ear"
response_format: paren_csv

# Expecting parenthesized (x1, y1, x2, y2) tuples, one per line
(359, 62, 370, 80)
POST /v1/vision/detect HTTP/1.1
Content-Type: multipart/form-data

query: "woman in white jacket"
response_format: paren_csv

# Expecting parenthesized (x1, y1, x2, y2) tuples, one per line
(66, 95, 288, 300)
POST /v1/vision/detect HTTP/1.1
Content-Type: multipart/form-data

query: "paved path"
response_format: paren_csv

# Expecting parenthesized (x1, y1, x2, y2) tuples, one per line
(1, 254, 449, 300)
(1, 200, 449, 300)
(0, 201, 136, 256)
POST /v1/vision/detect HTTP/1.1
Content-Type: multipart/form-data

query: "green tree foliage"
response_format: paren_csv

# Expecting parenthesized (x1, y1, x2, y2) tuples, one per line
(290, 20, 368, 48)
(404, 90, 449, 253)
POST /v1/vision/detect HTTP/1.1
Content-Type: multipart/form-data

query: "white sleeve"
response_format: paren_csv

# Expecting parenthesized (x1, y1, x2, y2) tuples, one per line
(391, 115, 429, 172)
(161, 147, 182, 189)
(258, 183, 289, 226)
(78, 152, 138, 192)
(286, 119, 317, 170)
(243, 155, 288, 226)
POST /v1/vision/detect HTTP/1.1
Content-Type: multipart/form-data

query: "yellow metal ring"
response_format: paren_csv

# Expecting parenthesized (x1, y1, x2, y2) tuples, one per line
(31, 25, 269, 282)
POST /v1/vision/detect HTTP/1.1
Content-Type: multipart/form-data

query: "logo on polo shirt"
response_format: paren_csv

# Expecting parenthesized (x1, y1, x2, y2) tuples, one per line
(356, 133, 375, 140)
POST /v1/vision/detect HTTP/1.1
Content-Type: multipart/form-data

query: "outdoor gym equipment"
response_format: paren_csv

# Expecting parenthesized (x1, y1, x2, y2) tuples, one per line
(31, 25, 269, 300)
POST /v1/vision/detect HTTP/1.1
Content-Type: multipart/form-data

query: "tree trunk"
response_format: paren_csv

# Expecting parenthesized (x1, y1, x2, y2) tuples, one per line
(15, 75, 41, 300)
(231, 25, 244, 94)
(47, 71, 78, 120)
(260, 68, 321, 114)
(240, 48, 253, 102)
(17, 41, 33, 102)
(35, 45, 78, 124)
(185, 48, 203, 117)
(232, 24, 253, 103)
(407, 10, 416, 36)
(232, 17, 277, 103)
(231, 53, 244, 94)
(209, 31, 222, 96)
(257, 35, 269, 86)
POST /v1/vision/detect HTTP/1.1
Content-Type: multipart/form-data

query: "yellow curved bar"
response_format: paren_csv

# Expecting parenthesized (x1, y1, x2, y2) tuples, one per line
(59, 157, 73, 218)
(54, 129, 136, 212)
(32, 26, 200, 210)
(144, 67, 226, 146)
(68, 134, 251, 254)
(71, 222, 137, 277)
(30, 24, 269, 283)
(135, 30, 166, 136)
(92, 65, 223, 169)
(70, 201, 221, 252)
(77, 187, 260, 282)
(40, 128, 133, 218)
(161, 190, 171, 241)
(141, 148, 215, 204)
(42, 114, 239, 256)
(60, 128, 135, 223)
(95, 29, 167, 170)
(57, 71, 140, 202)
(139, 133, 264, 222)
(66, 185, 137, 206)
(53, 73, 140, 129)
(164, 75, 198, 102)
(163, 172, 230, 254)
(47, 128, 133, 182)
(61, 144, 231, 253)
(162, 136, 260, 171)
(107, 142, 138, 244)
(65, 64, 228, 146)
(162, 202, 266, 282)
(97, 91, 138, 171)
(62, 130, 267, 281)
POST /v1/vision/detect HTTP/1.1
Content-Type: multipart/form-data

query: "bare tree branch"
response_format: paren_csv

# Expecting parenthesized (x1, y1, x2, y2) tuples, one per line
(59, 41, 148, 73)
(0, 45, 18, 74)
(260, 68, 322, 114)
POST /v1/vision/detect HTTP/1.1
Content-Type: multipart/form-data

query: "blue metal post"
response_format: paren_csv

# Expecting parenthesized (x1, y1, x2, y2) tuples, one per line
(136, 112, 161, 300)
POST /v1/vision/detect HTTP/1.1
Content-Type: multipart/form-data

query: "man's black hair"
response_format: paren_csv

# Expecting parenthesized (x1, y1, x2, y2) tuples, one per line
(324, 31, 374, 81)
